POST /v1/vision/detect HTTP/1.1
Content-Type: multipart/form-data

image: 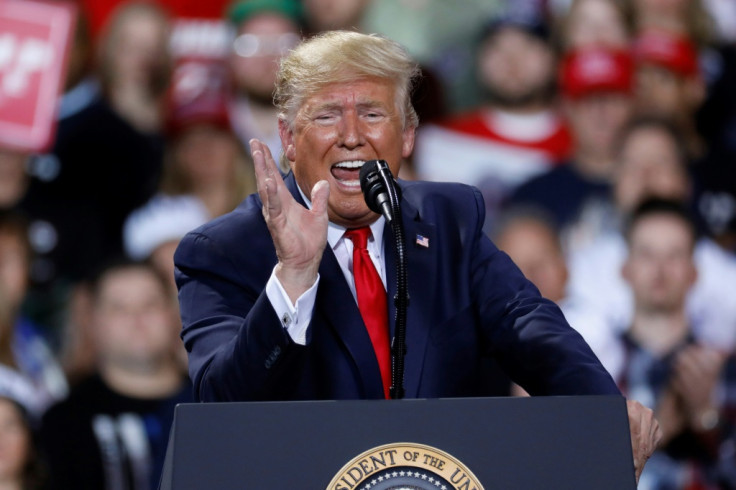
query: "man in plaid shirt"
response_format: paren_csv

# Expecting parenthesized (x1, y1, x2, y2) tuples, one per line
(617, 198, 736, 489)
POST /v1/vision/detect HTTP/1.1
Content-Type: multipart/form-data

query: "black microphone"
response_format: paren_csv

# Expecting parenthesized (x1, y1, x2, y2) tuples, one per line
(359, 158, 408, 398)
(360, 160, 394, 222)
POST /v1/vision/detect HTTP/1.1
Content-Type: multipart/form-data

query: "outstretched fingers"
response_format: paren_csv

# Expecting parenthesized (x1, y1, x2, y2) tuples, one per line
(251, 139, 284, 219)
(627, 399, 662, 483)
(248, 142, 328, 303)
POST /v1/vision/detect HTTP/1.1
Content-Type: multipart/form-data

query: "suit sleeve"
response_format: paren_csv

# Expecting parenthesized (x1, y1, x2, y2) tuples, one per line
(467, 189, 621, 396)
(175, 230, 307, 402)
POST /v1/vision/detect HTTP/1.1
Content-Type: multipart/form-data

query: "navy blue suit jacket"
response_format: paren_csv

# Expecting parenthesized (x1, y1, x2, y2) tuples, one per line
(174, 173, 620, 401)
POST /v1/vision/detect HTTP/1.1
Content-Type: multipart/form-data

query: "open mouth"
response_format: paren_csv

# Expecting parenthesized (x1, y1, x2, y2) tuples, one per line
(330, 160, 365, 189)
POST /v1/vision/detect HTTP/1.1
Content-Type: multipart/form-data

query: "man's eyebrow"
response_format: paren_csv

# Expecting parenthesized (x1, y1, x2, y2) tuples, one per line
(311, 101, 343, 113)
(356, 99, 387, 109)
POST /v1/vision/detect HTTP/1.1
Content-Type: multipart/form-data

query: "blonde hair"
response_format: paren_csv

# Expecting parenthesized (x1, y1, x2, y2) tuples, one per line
(96, 1, 171, 98)
(160, 132, 256, 215)
(274, 30, 421, 130)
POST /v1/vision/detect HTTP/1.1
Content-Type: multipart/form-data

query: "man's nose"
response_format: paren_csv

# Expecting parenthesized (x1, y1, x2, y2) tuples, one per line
(338, 112, 364, 149)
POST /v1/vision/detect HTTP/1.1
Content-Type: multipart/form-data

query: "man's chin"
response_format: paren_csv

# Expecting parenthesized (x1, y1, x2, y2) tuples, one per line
(327, 204, 378, 228)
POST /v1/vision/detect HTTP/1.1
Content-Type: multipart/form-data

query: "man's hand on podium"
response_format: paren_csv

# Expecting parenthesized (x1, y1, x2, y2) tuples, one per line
(627, 399, 662, 483)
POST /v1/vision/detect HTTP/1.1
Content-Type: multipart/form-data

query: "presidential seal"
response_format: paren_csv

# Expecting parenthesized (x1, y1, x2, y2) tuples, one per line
(327, 442, 484, 490)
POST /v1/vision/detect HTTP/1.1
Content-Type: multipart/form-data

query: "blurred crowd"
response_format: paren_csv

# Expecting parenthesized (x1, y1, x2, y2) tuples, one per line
(1, 0, 736, 488)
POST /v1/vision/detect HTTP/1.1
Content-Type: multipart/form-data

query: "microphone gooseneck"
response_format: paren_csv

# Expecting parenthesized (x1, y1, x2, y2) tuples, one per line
(360, 160, 408, 399)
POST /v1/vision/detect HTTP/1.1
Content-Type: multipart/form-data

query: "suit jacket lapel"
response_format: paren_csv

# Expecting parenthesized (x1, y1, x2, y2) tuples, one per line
(316, 250, 385, 398)
(384, 191, 436, 398)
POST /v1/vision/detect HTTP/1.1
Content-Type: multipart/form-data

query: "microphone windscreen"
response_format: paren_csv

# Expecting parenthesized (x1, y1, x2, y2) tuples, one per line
(359, 160, 380, 191)
(360, 160, 385, 215)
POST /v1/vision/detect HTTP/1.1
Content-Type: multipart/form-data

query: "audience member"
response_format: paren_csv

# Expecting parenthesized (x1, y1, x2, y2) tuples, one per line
(414, 11, 570, 226)
(227, 0, 303, 160)
(567, 117, 736, 355)
(22, 2, 170, 293)
(0, 397, 47, 490)
(124, 197, 209, 294)
(554, 0, 634, 50)
(612, 118, 693, 219)
(617, 198, 735, 489)
(96, 2, 171, 134)
(302, 0, 371, 34)
(633, 29, 706, 158)
(508, 46, 634, 251)
(41, 262, 192, 490)
(158, 58, 256, 219)
(494, 209, 568, 304)
(123, 195, 209, 372)
(632, 0, 715, 47)
(0, 212, 67, 417)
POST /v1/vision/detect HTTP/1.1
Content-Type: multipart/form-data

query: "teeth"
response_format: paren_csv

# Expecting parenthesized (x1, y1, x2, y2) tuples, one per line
(332, 160, 364, 188)
(333, 160, 365, 169)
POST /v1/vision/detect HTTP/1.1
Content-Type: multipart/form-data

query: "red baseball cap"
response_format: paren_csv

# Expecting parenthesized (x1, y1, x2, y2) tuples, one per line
(633, 29, 698, 77)
(165, 58, 231, 136)
(560, 47, 634, 99)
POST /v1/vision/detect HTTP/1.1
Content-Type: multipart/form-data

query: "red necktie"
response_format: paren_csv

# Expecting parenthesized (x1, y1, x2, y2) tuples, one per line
(345, 227, 391, 398)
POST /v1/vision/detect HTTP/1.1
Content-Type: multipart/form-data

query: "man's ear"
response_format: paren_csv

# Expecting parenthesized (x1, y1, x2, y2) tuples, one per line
(279, 119, 296, 162)
(401, 124, 416, 159)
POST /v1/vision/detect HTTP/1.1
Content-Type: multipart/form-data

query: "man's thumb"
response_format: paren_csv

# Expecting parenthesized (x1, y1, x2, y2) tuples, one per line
(311, 180, 330, 216)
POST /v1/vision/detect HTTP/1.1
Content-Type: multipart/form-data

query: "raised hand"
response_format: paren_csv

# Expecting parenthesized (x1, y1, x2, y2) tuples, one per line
(627, 399, 662, 484)
(671, 345, 726, 431)
(250, 139, 330, 303)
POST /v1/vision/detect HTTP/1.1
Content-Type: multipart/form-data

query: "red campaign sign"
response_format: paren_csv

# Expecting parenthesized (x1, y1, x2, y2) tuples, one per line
(0, 0, 75, 152)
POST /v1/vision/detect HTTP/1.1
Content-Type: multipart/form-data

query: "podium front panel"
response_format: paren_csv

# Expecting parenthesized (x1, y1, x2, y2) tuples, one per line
(160, 395, 635, 489)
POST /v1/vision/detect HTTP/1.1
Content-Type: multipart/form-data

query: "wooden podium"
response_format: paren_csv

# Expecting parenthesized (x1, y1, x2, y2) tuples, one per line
(159, 395, 635, 489)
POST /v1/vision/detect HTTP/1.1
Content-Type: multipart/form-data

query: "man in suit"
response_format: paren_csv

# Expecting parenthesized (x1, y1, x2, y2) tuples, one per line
(174, 30, 660, 480)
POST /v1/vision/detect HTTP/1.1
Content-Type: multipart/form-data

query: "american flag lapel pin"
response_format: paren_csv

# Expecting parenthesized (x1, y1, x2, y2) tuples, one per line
(415, 234, 429, 248)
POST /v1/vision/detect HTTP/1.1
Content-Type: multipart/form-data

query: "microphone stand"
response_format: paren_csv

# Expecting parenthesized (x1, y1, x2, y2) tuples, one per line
(375, 164, 408, 400)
